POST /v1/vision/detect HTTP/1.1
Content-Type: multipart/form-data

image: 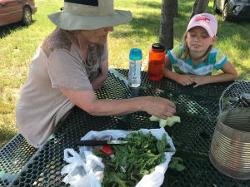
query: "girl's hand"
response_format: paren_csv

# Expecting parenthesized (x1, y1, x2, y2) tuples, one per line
(175, 74, 194, 86)
(192, 76, 210, 87)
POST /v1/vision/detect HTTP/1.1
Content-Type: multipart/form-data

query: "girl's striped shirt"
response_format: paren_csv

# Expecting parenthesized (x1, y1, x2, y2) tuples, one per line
(167, 45, 227, 75)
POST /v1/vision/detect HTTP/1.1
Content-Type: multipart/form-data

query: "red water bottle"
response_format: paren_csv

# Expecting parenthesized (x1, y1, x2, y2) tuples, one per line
(148, 43, 165, 81)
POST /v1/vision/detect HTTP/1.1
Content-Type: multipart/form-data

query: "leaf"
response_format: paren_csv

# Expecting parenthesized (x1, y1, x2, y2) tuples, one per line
(149, 115, 160, 122)
(149, 115, 181, 128)
(156, 134, 167, 153)
(162, 116, 181, 127)
(175, 164, 186, 171)
(159, 119, 167, 127)
(169, 157, 185, 172)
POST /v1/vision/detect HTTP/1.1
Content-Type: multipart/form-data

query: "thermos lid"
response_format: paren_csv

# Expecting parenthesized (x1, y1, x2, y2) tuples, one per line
(152, 43, 165, 51)
(129, 48, 142, 60)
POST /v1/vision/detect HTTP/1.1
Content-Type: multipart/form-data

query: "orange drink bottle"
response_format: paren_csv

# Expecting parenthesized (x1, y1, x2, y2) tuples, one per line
(148, 43, 165, 81)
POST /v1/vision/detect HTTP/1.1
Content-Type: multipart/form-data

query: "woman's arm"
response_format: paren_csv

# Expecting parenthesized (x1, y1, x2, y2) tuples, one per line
(61, 88, 176, 119)
(91, 59, 108, 90)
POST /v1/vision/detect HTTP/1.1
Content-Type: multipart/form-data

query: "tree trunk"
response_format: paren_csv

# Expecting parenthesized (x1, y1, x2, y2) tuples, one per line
(159, 0, 174, 51)
(173, 0, 178, 17)
(191, 0, 209, 18)
(159, 0, 175, 70)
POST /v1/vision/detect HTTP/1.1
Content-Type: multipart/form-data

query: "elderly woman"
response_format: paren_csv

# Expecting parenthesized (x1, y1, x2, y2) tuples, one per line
(16, 0, 176, 148)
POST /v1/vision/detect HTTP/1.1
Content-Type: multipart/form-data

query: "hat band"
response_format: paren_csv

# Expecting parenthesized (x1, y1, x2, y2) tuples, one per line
(65, 0, 98, 6)
(64, 0, 114, 16)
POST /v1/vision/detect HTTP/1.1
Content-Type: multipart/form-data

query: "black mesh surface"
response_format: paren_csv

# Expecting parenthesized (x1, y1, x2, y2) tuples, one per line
(0, 135, 37, 186)
(163, 156, 250, 187)
(1, 69, 250, 186)
(10, 108, 121, 187)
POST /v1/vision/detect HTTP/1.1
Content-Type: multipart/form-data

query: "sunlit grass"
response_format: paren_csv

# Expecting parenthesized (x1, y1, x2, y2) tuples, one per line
(0, 0, 250, 146)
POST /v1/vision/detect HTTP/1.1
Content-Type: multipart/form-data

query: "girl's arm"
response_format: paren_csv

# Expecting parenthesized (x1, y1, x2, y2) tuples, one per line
(193, 61, 238, 87)
(164, 56, 194, 86)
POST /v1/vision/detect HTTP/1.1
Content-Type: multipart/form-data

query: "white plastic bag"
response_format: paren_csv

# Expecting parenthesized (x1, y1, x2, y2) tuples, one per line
(61, 148, 104, 187)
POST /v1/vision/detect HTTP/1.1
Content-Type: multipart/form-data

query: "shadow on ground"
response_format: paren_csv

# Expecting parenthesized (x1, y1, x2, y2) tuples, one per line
(0, 20, 36, 38)
(0, 129, 16, 148)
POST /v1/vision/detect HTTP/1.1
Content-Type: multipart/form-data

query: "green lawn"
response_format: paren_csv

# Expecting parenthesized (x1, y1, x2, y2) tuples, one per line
(0, 0, 249, 146)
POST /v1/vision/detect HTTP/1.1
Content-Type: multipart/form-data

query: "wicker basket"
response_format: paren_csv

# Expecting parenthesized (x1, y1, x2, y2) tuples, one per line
(209, 81, 250, 180)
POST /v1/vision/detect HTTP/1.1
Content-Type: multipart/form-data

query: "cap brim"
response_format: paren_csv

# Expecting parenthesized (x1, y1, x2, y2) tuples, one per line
(187, 22, 214, 37)
(48, 10, 132, 30)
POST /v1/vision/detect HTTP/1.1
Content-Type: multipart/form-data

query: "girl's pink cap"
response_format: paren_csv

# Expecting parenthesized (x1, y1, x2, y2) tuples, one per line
(187, 13, 218, 37)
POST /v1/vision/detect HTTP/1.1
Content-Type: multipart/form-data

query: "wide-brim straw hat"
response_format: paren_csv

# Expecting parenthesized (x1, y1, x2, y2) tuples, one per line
(48, 0, 132, 30)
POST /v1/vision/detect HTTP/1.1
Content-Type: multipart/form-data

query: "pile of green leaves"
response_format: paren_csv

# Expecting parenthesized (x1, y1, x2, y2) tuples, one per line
(95, 131, 173, 187)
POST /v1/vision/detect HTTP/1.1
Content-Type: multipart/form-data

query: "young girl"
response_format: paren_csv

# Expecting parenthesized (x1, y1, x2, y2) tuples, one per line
(164, 13, 237, 87)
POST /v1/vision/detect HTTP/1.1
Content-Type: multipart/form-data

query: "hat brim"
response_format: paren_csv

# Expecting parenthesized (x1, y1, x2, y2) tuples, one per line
(187, 23, 214, 37)
(48, 10, 132, 30)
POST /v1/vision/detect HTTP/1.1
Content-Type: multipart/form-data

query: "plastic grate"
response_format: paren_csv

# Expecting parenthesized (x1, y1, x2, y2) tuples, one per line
(117, 69, 232, 98)
(10, 108, 122, 186)
(0, 134, 37, 186)
(167, 114, 215, 156)
(116, 69, 231, 121)
(163, 156, 250, 187)
(96, 73, 131, 100)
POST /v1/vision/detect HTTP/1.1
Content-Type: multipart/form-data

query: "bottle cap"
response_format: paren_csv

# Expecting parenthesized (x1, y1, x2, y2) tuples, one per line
(129, 48, 142, 60)
(152, 43, 165, 51)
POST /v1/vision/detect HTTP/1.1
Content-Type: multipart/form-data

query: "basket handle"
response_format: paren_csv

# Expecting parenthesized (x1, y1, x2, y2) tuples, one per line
(219, 81, 240, 114)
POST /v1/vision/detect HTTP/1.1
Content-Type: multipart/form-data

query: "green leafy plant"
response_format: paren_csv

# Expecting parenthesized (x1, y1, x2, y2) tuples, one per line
(169, 157, 186, 172)
(94, 131, 174, 187)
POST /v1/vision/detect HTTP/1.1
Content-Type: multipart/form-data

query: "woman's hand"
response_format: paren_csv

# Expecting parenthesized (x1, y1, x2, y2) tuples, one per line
(142, 96, 176, 119)
(91, 74, 107, 90)
(91, 59, 108, 90)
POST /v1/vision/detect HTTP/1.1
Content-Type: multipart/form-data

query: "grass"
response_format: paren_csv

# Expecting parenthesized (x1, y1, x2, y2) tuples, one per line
(0, 0, 249, 147)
